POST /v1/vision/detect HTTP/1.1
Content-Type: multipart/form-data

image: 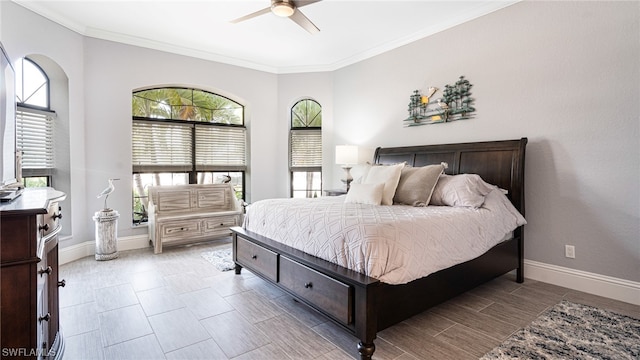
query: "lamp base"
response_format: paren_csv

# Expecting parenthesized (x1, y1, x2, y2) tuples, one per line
(341, 166, 353, 191)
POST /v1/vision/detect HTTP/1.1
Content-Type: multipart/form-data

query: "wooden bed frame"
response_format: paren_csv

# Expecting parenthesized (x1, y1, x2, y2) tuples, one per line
(231, 138, 527, 359)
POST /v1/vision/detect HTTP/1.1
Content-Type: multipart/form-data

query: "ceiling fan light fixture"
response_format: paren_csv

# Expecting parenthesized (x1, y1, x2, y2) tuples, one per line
(271, 2, 295, 17)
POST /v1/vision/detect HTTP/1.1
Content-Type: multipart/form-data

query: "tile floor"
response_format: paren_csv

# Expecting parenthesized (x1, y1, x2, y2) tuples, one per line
(59, 238, 640, 360)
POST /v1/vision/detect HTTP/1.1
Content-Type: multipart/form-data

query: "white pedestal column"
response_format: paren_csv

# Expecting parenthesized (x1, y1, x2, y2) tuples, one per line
(93, 209, 119, 260)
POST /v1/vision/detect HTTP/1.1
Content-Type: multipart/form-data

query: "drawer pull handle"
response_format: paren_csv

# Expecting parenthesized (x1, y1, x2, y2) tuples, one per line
(39, 313, 51, 322)
(58, 279, 66, 287)
(39, 266, 53, 276)
(304, 282, 313, 289)
(52, 212, 63, 220)
(251, 255, 257, 260)
(39, 224, 50, 232)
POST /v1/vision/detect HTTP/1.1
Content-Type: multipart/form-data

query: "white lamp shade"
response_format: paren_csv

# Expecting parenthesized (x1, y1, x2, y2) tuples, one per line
(335, 145, 359, 165)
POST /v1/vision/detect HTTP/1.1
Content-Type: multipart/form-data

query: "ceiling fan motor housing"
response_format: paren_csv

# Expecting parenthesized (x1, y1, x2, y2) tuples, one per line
(271, 0, 295, 17)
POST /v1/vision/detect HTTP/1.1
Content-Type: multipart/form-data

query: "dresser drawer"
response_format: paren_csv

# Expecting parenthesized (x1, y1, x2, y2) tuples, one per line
(279, 256, 352, 325)
(235, 236, 278, 282)
(41, 201, 61, 237)
(159, 219, 202, 242)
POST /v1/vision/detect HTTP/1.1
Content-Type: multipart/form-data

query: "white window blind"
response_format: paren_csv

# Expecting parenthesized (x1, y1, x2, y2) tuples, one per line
(195, 125, 246, 171)
(132, 120, 193, 172)
(290, 129, 322, 169)
(16, 107, 55, 174)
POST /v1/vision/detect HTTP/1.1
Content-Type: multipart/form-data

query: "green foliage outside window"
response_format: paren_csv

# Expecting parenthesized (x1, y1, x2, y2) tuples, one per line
(132, 88, 243, 125)
(22, 177, 49, 188)
(291, 99, 321, 128)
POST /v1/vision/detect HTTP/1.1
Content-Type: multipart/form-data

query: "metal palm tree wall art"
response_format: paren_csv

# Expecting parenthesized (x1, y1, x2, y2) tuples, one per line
(404, 76, 475, 127)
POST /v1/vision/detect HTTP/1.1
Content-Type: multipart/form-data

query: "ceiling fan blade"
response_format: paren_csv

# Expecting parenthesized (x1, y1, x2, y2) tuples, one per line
(230, 7, 271, 24)
(290, 9, 320, 34)
(294, 0, 322, 8)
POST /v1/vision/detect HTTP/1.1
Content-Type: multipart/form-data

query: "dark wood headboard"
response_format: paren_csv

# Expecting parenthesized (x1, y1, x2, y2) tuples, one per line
(373, 138, 527, 216)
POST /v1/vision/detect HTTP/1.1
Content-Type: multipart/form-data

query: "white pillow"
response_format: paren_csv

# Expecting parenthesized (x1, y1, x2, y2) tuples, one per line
(362, 163, 405, 205)
(430, 174, 495, 208)
(350, 163, 371, 184)
(344, 183, 384, 205)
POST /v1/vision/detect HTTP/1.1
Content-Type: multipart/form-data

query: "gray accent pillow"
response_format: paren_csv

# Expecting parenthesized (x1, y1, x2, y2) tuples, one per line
(393, 164, 445, 206)
(430, 174, 495, 208)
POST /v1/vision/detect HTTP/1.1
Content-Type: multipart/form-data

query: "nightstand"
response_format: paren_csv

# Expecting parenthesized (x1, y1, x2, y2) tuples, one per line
(324, 189, 347, 196)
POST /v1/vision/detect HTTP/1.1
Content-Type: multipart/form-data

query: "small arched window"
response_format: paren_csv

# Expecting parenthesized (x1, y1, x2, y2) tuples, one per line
(16, 57, 49, 109)
(289, 99, 322, 198)
(15, 58, 55, 187)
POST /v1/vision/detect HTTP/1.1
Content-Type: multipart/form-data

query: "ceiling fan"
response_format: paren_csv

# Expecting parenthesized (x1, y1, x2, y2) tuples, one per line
(231, 0, 322, 34)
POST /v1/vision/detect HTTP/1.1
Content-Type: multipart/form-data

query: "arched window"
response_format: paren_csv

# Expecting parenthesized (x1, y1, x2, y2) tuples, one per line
(15, 58, 55, 187)
(289, 99, 322, 198)
(132, 87, 246, 224)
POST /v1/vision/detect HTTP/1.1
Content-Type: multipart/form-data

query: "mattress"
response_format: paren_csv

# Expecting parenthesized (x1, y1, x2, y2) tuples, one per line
(243, 188, 526, 284)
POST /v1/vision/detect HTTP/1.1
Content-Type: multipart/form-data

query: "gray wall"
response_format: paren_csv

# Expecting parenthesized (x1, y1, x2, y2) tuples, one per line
(331, 1, 639, 282)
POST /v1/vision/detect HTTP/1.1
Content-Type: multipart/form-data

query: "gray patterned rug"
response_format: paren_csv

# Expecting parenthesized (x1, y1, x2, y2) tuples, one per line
(201, 247, 234, 271)
(481, 300, 640, 359)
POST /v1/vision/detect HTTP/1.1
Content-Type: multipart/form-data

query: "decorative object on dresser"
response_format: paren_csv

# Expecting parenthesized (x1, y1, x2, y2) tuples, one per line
(93, 178, 120, 260)
(404, 76, 475, 126)
(233, 138, 527, 360)
(148, 183, 243, 254)
(0, 187, 66, 359)
(335, 145, 359, 191)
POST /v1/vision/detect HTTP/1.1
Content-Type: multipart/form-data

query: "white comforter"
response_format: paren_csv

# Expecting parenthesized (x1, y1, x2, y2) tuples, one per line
(243, 189, 526, 284)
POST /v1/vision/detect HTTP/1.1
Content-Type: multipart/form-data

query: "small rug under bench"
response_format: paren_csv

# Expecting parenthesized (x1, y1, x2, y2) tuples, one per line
(201, 247, 234, 272)
(481, 300, 639, 359)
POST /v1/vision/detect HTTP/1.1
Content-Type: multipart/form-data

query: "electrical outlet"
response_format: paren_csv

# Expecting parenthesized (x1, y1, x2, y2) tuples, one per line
(565, 245, 575, 259)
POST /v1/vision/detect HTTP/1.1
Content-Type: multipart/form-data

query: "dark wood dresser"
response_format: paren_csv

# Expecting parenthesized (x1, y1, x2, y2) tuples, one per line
(1, 188, 66, 359)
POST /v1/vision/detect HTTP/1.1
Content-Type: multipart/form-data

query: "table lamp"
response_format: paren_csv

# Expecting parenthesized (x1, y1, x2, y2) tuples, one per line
(335, 145, 359, 191)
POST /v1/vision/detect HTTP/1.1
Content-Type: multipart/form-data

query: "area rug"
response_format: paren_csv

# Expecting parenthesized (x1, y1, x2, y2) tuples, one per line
(481, 300, 640, 359)
(201, 247, 234, 272)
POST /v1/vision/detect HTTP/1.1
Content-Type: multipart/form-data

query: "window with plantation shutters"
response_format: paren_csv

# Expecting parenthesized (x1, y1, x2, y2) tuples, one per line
(132, 120, 193, 172)
(290, 129, 321, 169)
(131, 87, 246, 224)
(16, 106, 55, 175)
(290, 99, 322, 198)
(195, 125, 246, 171)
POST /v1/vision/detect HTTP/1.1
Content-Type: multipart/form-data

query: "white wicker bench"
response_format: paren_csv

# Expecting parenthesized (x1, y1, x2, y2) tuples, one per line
(148, 183, 242, 254)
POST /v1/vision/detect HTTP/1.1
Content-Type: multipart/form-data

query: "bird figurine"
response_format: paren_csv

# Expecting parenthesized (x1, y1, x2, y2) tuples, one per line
(437, 98, 449, 110)
(97, 178, 120, 211)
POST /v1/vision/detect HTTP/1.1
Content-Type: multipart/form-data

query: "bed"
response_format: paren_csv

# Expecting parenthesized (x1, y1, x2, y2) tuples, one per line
(231, 138, 527, 359)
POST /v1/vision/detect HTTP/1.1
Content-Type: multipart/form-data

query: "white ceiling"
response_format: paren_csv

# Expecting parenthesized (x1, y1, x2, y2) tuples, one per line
(14, 0, 517, 74)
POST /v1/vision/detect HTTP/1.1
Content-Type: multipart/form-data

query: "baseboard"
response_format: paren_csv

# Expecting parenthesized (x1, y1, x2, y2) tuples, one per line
(59, 234, 150, 265)
(58, 240, 93, 265)
(524, 259, 640, 306)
